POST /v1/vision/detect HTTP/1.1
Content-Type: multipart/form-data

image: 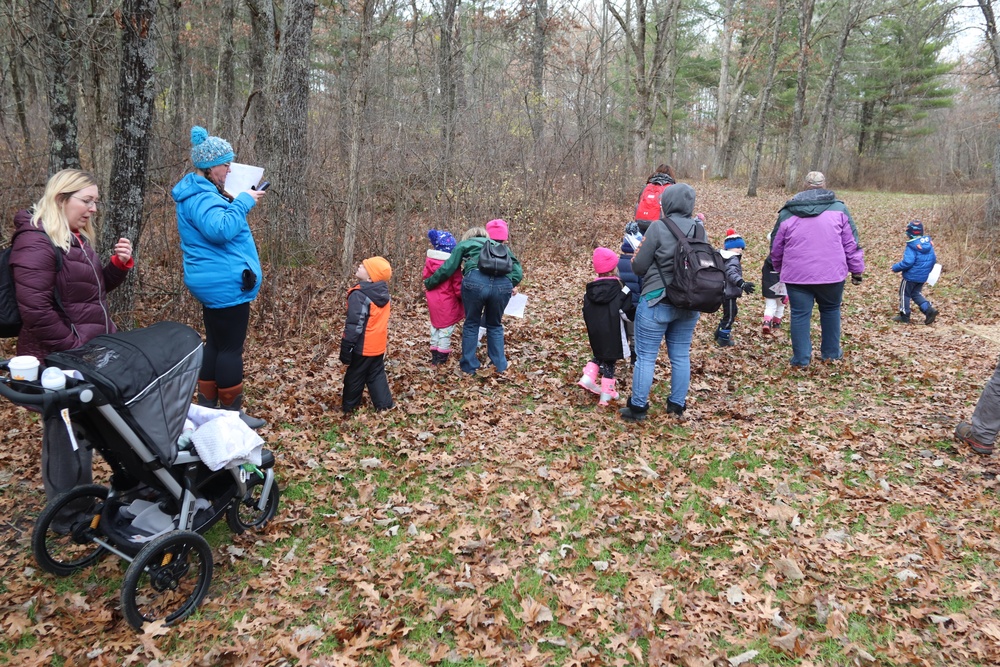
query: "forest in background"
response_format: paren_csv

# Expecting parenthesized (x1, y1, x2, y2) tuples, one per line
(1, 0, 999, 325)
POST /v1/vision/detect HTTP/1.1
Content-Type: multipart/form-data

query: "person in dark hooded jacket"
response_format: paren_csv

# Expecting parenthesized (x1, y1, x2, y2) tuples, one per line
(578, 248, 636, 407)
(890, 220, 938, 325)
(10, 168, 134, 532)
(620, 183, 702, 422)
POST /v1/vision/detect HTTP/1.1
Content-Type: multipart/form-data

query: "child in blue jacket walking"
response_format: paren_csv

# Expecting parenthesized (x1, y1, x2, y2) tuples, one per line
(891, 220, 938, 325)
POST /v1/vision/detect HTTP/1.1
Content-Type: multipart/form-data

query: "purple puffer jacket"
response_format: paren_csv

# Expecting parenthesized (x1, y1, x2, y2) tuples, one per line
(770, 208, 864, 285)
(10, 209, 130, 359)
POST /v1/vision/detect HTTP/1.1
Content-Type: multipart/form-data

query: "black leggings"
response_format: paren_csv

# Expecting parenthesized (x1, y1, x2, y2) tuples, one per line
(201, 303, 250, 388)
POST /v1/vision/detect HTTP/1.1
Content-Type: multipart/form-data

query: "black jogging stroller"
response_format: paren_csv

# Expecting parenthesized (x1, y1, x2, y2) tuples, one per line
(0, 322, 279, 630)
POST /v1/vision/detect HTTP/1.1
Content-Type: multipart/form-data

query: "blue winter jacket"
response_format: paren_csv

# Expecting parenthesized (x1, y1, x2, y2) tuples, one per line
(617, 251, 641, 307)
(891, 235, 936, 282)
(172, 173, 262, 308)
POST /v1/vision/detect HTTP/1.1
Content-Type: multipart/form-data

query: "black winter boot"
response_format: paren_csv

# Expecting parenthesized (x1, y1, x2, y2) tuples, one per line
(619, 398, 649, 422)
(666, 400, 685, 416)
(430, 350, 443, 365)
(924, 306, 938, 325)
(892, 312, 910, 323)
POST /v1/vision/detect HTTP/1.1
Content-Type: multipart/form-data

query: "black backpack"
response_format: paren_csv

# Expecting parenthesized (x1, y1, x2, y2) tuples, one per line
(656, 217, 726, 313)
(0, 228, 64, 338)
(477, 239, 513, 276)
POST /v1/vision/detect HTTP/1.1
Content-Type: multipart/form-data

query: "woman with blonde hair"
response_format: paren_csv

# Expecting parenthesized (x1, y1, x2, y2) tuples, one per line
(10, 168, 134, 531)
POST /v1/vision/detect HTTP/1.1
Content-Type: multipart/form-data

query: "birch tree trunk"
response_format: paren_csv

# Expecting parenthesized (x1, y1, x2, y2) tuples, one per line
(103, 0, 158, 324)
(785, 0, 814, 190)
(31, 0, 82, 173)
(747, 0, 787, 196)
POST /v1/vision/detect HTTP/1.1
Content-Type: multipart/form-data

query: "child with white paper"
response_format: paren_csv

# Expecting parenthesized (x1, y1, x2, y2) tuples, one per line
(891, 220, 939, 325)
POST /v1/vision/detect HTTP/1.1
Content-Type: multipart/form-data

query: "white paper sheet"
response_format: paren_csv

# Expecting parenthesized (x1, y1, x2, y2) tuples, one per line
(224, 162, 265, 195)
(926, 263, 942, 286)
(504, 293, 528, 318)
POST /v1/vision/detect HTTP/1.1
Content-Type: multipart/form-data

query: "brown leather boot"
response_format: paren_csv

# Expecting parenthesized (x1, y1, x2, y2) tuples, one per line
(197, 380, 218, 408)
(218, 383, 266, 429)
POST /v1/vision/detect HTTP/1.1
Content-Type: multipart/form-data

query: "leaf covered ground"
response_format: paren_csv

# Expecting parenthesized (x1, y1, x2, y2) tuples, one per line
(2, 183, 1000, 666)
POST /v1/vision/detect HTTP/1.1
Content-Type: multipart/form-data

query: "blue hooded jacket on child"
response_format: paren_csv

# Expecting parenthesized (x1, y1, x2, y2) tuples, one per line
(891, 227, 936, 283)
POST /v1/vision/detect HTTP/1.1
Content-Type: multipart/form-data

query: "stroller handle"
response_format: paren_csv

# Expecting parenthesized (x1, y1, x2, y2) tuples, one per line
(0, 377, 95, 409)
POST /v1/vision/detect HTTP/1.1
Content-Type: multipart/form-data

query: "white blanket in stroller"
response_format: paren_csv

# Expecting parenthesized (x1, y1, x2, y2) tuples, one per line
(184, 404, 264, 471)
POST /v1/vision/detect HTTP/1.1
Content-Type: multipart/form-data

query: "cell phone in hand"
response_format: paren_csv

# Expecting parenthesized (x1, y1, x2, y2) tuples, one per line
(253, 181, 271, 192)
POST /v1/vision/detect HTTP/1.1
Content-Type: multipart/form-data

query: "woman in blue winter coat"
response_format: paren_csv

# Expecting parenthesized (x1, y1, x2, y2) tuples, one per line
(891, 220, 938, 325)
(172, 126, 267, 428)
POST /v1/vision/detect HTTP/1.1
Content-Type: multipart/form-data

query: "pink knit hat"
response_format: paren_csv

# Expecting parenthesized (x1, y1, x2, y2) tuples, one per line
(592, 247, 618, 274)
(486, 219, 509, 241)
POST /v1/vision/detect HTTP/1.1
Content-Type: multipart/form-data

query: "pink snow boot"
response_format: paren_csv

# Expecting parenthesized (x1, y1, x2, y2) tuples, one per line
(598, 378, 619, 406)
(577, 362, 601, 395)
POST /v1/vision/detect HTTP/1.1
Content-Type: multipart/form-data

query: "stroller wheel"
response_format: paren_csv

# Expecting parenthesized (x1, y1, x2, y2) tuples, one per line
(32, 484, 109, 576)
(121, 530, 213, 630)
(227, 475, 280, 534)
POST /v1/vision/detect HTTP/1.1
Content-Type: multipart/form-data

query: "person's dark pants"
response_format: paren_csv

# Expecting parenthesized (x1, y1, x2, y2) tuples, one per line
(201, 303, 250, 387)
(969, 356, 1000, 446)
(342, 354, 394, 413)
(42, 413, 94, 532)
(716, 297, 738, 336)
(594, 358, 617, 380)
(898, 278, 929, 317)
(786, 282, 845, 366)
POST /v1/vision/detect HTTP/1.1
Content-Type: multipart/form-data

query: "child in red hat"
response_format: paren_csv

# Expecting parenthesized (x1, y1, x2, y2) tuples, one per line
(579, 247, 637, 406)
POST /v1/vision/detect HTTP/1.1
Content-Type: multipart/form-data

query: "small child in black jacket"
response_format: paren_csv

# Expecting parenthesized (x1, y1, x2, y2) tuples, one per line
(716, 229, 755, 347)
(579, 248, 636, 406)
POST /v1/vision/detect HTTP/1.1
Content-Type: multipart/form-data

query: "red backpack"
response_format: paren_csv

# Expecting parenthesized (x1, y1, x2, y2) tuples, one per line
(635, 182, 669, 221)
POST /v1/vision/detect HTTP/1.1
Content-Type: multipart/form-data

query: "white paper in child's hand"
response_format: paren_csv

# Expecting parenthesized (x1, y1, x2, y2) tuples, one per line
(224, 162, 265, 194)
(504, 293, 528, 318)
(926, 263, 942, 286)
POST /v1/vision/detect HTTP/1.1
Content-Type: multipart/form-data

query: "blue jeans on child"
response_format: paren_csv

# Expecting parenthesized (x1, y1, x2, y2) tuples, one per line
(460, 269, 513, 374)
(786, 282, 844, 366)
(630, 298, 700, 409)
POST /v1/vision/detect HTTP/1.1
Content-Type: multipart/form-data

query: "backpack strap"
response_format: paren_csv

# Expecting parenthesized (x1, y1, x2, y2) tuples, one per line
(12, 227, 66, 315)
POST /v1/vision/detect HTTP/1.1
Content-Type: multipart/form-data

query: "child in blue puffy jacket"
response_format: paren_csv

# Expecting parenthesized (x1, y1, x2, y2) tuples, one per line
(891, 220, 938, 325)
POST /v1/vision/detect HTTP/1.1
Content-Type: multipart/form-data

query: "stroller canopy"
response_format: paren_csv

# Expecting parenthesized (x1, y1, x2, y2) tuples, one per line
(46, 322, 203, 466)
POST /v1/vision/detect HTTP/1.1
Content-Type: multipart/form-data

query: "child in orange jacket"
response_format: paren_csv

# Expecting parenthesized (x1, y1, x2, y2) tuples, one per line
(340, 256, 394, 413)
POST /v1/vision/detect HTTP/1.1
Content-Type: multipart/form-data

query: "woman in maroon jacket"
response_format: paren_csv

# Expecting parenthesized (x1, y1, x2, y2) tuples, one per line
(10, 169, 133, 531)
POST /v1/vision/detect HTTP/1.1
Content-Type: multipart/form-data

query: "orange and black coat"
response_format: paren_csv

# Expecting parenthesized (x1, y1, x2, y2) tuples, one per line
(340, 280, 391, 360)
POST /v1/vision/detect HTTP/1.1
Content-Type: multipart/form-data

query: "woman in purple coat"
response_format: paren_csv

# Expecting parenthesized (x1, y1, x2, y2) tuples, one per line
(10, 169, 133, 530)
(769, 178, 864, 368)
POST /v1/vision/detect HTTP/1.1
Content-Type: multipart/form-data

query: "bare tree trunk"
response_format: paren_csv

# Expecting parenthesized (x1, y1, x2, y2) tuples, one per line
(165, 0, 185, 142)
(31, 0, 81, 173)
(267, 0, 316, 255)
(979, 0, 1000, 226)
(437, 0, 460, 176)
(214, 0, 237, 135)
(244, 0, 276, 155)
(9, 45, 33, 154)
(528, 0, 548, 145)
(712, 0, 737, 178)
(342, 0, 378, 276)
(606, 0, 678, 175)
(747, 0, 788, 196)
(785, 0, 814, 190)
(808, 0, 862, 172)
(103, 0, 158, 325)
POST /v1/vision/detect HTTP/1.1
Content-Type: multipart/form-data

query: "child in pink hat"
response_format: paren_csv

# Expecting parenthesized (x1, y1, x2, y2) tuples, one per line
(579, 247, 636, 406)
